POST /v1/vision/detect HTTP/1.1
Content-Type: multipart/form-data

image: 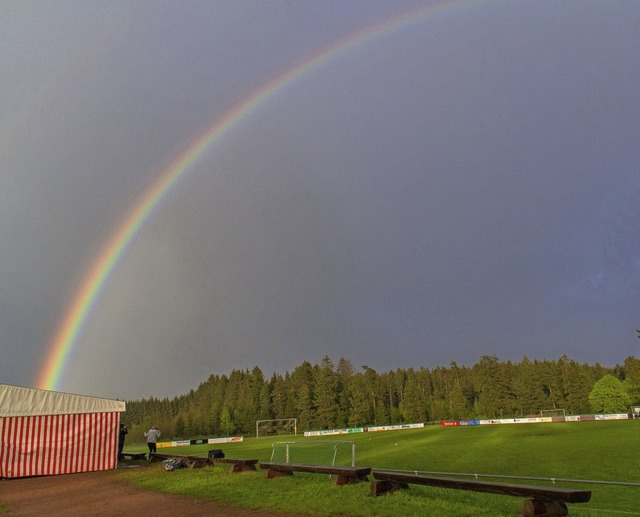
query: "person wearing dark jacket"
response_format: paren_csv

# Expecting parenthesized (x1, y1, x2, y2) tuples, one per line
(118, 423, 128, 460)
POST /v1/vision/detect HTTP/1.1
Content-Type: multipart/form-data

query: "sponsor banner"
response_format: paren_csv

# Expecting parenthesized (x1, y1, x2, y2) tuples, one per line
(442, 414, 628, 427)
(367, 423, 424, 432)
(156, 441, 189, 448)
(514, 417, 552, 424)
(157, 436, 243, 448)
(479, 417, 552, 425)
(305, 423, 425, 436)
(304, 428, 364, 437)
(207, 436, 244, 444)
(595, 413, 628, 421)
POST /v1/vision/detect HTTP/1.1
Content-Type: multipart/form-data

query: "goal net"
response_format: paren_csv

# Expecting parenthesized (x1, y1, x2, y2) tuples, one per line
(270, 440, 355, 467)
(256, 418, 297, 438)
(540, 409, 566, 417)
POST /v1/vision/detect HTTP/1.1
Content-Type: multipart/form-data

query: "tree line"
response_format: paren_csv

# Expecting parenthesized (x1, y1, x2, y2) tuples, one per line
(123, 355, 640, 441)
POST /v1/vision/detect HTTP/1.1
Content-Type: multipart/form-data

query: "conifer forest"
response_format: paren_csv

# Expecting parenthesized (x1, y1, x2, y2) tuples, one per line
(124, 355, 640, 440)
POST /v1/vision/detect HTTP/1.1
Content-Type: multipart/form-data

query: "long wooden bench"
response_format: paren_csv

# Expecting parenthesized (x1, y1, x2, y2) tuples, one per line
(149, 452, 209, 468)
(119, 452, 147, 461)
(209, 457, 259, 473)
(371, 471, 591, 517)
(259, 462, 371, 485)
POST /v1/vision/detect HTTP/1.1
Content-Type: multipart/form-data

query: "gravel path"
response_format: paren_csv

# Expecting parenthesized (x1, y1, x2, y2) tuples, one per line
(0, 468, 300, 516)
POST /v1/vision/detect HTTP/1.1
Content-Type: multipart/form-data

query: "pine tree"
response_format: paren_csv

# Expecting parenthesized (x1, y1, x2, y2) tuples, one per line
(219, 406, 235, 436)
(472, 355, 514, 418)
(336, 358, 355, 427)
(622, 356, 640, 404)
(512, 357, 547, 415)
(269, 373, 288, 417)
(400, 368, 427, 422)
(347, 373, 370, 427)
(314, 356, 339, 429)
(290, 361, 316, 430)
(559, 356, 592, 414)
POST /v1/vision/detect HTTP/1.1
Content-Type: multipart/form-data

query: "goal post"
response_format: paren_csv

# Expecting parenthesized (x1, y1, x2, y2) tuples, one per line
(270, 440, 356, 467)
(256, 418, 297, 438)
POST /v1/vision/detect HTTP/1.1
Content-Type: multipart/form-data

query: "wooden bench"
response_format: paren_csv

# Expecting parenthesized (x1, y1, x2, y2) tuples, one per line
(209, 457, 259, 473)
(259, 462, 371, 485)
(149, 452, 209, 468)
(119, 452, 147, 461)
(371, 471, 591, 517)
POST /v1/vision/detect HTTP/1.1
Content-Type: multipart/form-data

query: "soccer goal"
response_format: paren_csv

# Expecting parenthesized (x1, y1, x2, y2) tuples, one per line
(256, 418, 297, 438)
(270, 440, 355, 467)
(540, 409, 566, 417)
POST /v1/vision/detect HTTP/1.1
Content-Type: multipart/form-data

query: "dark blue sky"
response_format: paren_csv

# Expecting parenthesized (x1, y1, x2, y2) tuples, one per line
(1, 0, 639, 399)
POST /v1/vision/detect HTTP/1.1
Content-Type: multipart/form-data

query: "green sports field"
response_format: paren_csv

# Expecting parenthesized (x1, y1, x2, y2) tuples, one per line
(118, 420, 639, 516)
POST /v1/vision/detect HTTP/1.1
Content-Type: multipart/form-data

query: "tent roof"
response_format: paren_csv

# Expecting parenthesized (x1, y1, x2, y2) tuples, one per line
(0, 384, 125, 417)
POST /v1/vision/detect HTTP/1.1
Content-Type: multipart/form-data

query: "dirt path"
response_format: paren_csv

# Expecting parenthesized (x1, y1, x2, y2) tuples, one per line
(0, 468, 299, 516)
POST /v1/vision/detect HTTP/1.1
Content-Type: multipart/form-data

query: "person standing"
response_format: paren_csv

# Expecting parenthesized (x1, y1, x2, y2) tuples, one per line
(144, 425, 161, 458)
(118, 423, 128, 460)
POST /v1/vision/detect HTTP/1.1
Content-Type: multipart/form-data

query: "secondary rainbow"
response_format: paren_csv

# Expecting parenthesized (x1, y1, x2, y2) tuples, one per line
(37, 0, 476, 391)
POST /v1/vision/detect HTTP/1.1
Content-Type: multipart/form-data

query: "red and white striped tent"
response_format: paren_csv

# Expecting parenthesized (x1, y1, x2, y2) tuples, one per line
(0, 384, 125, 478)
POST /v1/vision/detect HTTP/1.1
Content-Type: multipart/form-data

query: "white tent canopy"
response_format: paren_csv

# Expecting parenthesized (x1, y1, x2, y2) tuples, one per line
(0, 384, 125, 417)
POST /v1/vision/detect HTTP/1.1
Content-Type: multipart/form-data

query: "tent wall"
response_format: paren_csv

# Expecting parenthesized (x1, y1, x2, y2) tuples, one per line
(0, 411, 119, 478)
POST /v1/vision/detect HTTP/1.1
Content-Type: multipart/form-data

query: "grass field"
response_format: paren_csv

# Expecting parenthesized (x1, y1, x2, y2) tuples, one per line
(116, 420, 639, 516)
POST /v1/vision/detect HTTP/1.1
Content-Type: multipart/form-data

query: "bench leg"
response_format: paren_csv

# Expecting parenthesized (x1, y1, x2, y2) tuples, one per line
(520, 499, 568, 517)
(370, 480, 409, 496)
(121, 454, 146, 461)
(333, 474, 369, 485)
(230, 463, 257, 473)
(266, 469, 293, 479)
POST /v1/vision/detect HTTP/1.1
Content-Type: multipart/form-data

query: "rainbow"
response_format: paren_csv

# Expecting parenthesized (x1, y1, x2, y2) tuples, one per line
(37, 0, 477, 391)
